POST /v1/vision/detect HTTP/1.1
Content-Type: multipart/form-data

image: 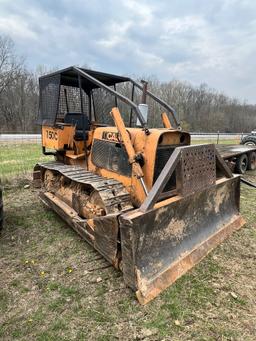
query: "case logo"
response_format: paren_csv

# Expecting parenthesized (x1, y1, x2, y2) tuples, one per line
(102, 131, 122, 143)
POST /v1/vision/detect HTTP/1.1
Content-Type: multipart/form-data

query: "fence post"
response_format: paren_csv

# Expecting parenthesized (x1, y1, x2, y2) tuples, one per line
(217, 131, 220, 144)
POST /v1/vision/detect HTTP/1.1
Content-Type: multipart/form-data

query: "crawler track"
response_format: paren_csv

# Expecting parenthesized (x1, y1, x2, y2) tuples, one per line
(34, 161, 133, 216)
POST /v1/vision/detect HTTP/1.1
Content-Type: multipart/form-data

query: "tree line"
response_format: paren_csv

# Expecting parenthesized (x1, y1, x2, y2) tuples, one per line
(0, 35, 255, 133)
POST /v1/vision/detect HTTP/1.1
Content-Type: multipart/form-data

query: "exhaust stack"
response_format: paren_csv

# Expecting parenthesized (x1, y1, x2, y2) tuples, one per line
(137, 80, 148, 126)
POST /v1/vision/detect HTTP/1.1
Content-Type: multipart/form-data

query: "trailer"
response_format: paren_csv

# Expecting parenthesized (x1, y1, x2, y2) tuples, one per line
(216, 144, 256, 174)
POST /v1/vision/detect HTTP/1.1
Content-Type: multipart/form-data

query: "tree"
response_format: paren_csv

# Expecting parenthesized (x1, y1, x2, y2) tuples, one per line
(0, 36, 22, 95)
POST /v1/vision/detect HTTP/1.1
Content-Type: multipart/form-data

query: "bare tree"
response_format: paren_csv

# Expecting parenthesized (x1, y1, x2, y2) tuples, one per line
(0, 36, 22, 95)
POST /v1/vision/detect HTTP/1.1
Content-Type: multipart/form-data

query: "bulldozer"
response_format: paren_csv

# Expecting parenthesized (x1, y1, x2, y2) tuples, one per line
(34, 66, 245, 304)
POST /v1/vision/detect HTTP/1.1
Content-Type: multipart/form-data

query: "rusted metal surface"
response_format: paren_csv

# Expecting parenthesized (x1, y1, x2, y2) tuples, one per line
(140, 144, 218, 212)
(136, 215, 245, 304)
(120, 176, 244, 304)
(35, 153, 245, 304)
(176, 144, 216, 196)
(35, 161, 133, 267)
(215, 149, 233, 178)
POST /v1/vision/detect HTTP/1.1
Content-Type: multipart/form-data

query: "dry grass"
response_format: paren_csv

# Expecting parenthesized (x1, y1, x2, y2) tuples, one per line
(0, 170, 255, 340)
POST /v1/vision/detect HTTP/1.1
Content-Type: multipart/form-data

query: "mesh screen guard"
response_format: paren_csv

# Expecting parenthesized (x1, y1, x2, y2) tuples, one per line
(176, 144, 216, 196)
(57, 85, 89, 122)
(38, 74, 61, 125)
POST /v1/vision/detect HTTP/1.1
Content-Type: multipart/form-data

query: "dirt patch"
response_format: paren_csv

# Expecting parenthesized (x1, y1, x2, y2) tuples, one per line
(165, 218, 186, 240)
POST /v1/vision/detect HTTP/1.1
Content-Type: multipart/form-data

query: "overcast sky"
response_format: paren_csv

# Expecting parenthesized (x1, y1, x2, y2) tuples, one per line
(0, 0, 255, 103)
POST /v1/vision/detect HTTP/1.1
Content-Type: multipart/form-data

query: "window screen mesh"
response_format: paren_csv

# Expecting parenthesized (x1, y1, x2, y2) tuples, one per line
(92, 82, 167, 128)
(38, 74, 60, 125)
(57, 85, 89, 122)
(92, 87, 115, 125)
(92, 83, 138, 126)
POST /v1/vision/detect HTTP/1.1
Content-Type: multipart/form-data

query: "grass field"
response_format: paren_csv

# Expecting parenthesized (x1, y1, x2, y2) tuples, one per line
(0, 142, 255, 340)
(191, 138, 241, 145)
(0, 143, 53, 182)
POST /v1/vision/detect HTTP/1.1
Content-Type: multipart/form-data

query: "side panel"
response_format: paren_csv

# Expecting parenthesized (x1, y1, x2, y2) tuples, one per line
(42, 126, 75, 150)
(119, 176, 245, 304)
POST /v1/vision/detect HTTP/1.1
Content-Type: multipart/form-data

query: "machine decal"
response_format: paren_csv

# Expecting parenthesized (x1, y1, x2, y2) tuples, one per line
(46, 130, 58, 140)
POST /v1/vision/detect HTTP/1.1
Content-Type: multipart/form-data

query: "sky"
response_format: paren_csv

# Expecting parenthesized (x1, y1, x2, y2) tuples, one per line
(0, 0, 255, 103)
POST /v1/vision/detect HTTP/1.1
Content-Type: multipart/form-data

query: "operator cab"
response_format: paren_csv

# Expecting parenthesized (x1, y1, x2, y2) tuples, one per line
(37, 67, 131, 130)
(37, 66, 181, 133)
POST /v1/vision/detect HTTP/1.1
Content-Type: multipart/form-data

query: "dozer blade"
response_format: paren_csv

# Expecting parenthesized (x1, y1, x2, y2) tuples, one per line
(119, 145, 245, 304)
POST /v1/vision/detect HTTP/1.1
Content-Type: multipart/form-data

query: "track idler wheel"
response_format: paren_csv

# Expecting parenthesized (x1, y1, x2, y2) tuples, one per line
(73, 190, 106, 219)
(43, 169, 60, 192)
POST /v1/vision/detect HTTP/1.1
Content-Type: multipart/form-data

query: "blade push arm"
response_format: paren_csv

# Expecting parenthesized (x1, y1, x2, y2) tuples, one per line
(110, 107, 148, 194)
(161, 112, 173, 129)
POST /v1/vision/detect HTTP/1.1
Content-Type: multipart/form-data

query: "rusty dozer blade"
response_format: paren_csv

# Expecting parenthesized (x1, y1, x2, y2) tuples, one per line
(119, 145, 245, 304)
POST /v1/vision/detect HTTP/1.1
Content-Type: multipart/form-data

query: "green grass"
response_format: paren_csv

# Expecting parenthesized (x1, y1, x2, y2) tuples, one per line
(191, 138, 240, 145)
(0, 143, 52, 181)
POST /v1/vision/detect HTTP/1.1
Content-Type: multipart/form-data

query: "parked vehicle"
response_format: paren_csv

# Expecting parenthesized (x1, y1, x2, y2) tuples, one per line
(241, 131, 256, 146)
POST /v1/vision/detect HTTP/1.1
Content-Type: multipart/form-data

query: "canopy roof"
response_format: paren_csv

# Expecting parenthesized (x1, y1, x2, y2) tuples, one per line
(40, 66, 131, 91)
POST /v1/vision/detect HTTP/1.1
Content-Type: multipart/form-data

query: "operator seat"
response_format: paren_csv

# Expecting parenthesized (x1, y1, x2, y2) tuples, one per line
(64, 113, 90, 140)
